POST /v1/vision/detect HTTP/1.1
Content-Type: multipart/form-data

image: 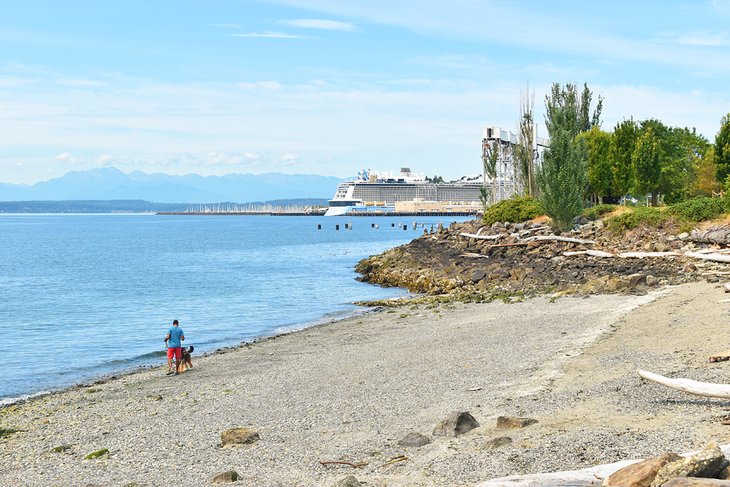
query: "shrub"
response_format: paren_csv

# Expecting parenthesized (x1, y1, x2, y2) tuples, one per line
(582, 204, 618, 221)
(667, 196, 727, 222)
(482, 196, 544, 225)
(606, 207, 670, 232)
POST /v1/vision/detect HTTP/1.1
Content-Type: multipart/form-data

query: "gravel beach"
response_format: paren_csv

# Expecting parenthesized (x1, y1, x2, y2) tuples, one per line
(2, 282, 729, 486)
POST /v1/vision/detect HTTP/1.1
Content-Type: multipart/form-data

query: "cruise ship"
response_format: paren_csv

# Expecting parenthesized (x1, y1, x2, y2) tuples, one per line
(325, 168, 483, 216)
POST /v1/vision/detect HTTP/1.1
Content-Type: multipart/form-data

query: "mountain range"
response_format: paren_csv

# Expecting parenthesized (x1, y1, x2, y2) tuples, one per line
(0, 168, 343, 203)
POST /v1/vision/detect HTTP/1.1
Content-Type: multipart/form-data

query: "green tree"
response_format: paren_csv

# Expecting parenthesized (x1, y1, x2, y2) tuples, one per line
(715, 113, 730, 185)
(514, 83, 538, 196)
(579, 127, 613, 204)
(481, 140, 499, 208)
(537, 82, 599, 231)
(610, 119, 638, 201)
(632, 127, 661, 206)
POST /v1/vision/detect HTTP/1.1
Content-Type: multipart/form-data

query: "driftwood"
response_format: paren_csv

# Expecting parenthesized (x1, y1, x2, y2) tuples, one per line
(563, 250, 615, 258)
(461, 252, 489, 259)
(684, 251, 730, 263)
(475, 458, 641, 486)
(709, 349, 730, 363)
(459, 232, 504, 240)
(523, 235, 595, 245)
(476, 445, 730, 486)
(617, 251, 681, 258)
(638, 369, 730, 399)
(319, 460, 368, 468)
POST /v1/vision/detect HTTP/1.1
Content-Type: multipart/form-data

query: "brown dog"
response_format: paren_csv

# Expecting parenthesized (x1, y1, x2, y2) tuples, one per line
(179, 345, 194, 372)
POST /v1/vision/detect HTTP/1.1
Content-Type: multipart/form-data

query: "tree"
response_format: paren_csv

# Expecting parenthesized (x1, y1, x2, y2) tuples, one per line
(692, 145, 720, 197)
(514, 83, 538, 197)
(610, 119, 638, 201)
(715, 113, 730, 186)
(579, 127, 613, 204)
(632, 127, 661, 206)
(481, 140, 499, 208)
(537, 82, 600, 231)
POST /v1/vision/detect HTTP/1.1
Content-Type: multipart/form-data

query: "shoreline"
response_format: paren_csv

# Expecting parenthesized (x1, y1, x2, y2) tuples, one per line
(0, 303, 387, 408)
(2, 282, 730, 486)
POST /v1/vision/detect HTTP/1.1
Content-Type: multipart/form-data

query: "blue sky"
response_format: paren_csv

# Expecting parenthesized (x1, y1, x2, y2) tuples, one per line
(2, 0, 730, 184)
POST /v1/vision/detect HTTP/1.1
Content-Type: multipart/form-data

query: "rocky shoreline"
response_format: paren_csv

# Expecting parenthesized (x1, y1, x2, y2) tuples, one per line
(355, 218, 729, 304)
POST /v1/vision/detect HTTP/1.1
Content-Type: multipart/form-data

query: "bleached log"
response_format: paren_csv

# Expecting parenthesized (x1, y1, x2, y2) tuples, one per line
(475, 458, 641, 486)
(461, 253, 489, 259)
(685, 251, 730, 263)
(638, 369, 730, 399)
(460, 232, 504, 240)
(617, 251, 681, 258)
(476, 444, 730, 486)
(523, 235, 595, 245)
(563, 250, 615, 258)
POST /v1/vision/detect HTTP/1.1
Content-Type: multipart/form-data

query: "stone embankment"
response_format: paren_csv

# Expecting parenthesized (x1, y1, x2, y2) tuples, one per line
(356, 218, 728, 303)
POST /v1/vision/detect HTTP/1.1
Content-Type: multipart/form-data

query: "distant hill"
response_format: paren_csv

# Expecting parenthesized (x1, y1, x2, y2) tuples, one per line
(0, 198, 329, 213)
(0, 168, 343, 203)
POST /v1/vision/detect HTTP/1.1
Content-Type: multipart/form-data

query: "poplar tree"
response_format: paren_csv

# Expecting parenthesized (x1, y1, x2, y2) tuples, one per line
(579, 127, 613, 204)
(715, 113, 730, 187)
(610, 119, 638, 201)
(632, 127, 661, 206)
(538, 82, 600, 231)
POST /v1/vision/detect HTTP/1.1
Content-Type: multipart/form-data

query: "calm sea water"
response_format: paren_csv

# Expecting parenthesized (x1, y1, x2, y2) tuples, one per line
(0, 214, 464, 403)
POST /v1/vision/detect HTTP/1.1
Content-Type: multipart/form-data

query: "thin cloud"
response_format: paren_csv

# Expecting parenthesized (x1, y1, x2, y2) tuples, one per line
(232, 32, 310, 39)
(675, 31, 729, 46)
(279, 19, 356, 32)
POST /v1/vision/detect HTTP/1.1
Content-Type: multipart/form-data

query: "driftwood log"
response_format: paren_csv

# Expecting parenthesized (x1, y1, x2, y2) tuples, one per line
(638, 369, 730, 399)
(684, 251, 730, 263)
(523, 235, 595, 245)
(459, 232, 504, 240)
(476, 445, 730, 486)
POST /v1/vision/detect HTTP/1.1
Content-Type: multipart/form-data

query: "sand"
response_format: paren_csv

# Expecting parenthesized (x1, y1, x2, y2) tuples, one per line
(2, 282, 730, 486)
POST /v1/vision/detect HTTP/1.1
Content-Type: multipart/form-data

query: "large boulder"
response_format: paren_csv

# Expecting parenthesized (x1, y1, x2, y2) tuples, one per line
(651, 442, 728, 487)
(603, 452, 682, 486)
(433, 411, 480, 437)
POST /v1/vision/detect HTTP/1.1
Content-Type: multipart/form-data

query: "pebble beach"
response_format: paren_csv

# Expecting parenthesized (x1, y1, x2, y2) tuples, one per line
(2, 281, 730, 486)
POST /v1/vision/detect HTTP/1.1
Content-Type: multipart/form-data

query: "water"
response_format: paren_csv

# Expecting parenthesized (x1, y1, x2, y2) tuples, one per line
(0, 214, 464, 403)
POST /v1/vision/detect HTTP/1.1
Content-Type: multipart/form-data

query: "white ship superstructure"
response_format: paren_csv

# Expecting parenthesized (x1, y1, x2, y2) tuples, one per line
(325, 168, 482, 216)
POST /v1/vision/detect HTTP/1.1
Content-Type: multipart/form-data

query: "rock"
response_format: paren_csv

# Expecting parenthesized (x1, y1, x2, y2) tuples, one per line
(646, 275, 659, 287)
(679, 232, 690, 240)
(684, 263, 697, 273)
(471, 269, 487, 283)
(496, 416, 538, 429)
(485, 436, 512, 449)
(221, 427, 260, 447)
(720, 465, 730, 479)
(661, 479, 730, 486)
(707, 275, 721, 283)
(654, 242, 668, 252)
(651, 441, 727, 487)
(212, 470, 239, 483)
(628, 273, 646, 288)
(603, 451, 682, 486)
(334, 476, 361, 487)
(398, 432, 431, 447)
(433, 411, 480, 437)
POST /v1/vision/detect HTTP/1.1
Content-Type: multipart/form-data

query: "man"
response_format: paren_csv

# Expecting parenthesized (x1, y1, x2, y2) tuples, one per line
(164, 319, 185, 376)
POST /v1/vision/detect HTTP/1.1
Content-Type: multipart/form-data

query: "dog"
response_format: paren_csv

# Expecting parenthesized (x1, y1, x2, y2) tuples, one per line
(179, 345, 194, 372)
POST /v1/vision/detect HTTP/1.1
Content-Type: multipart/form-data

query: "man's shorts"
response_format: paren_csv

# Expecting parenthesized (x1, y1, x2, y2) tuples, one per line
(167, 347, 182, 360)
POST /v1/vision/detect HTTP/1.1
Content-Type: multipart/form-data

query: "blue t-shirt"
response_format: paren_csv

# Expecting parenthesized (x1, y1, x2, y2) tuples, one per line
(167, 326, 184, 348)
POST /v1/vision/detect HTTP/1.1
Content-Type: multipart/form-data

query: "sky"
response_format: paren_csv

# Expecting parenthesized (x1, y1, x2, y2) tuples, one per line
(2, 0, 730, 184)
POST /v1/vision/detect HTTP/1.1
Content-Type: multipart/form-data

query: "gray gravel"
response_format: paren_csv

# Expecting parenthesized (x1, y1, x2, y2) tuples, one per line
(1, 283, 728, 486)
